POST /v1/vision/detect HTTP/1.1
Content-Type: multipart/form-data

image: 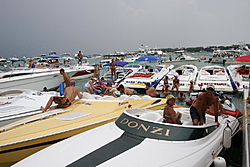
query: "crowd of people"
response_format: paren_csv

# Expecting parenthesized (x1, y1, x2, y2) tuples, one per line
(41, 66, 226, 128)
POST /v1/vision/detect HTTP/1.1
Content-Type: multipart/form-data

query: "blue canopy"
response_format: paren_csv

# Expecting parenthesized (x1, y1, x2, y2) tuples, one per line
(42, 55, 62, 59)
(135, 55, 162, 61)
(103, 61, 129, 67)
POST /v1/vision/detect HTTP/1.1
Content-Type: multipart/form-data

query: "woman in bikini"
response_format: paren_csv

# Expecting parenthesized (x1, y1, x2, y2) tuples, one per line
(163, 95, 181, 124)
(110, 59, 118, 78)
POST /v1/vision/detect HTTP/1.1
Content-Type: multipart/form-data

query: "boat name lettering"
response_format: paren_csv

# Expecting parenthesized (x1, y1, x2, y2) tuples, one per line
(120, 118, 170, 136)
(118, 102, 129, 106)
(203, 83, 227, 86)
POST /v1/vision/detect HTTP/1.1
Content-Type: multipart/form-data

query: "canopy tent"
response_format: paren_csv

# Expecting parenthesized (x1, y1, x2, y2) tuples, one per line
(103, 61, 129, 67)
(135, 55, 162, 61)
(235, 55, 250, 62)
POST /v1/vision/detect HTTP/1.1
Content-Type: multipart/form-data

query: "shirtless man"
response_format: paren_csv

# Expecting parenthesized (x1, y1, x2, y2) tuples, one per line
(118, 84, 137, 96)
(163, 95, 181, 124)
(110, 59, 118, 78)
(190, 84, 219, 126)
(77, 51, 83, 66)
(41, 80, 82, 112)
(145, 83, 160, 97)
(60, 68, 71, 87)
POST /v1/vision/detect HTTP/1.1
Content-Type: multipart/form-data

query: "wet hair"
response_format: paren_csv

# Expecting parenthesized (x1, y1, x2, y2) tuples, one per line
(118, 84, 124, 89)
(60, 69, 65, 73)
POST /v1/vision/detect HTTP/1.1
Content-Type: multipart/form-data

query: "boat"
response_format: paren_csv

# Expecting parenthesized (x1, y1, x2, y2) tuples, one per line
(102, 62, 142, 85)
(120, 64, 174, 89)
(0, 90, 58, 122)
(226, 64, 250, 91)
(185, 92, 242, 117)
(162, 50, 198, 64)
(156, 64, 198, 91)
(71, 65, 95, 80)
(194, 65, 234, 92)
(0, 94, 167, 166)
(13, 107, 239, 167)
(0, 66, 78, 90)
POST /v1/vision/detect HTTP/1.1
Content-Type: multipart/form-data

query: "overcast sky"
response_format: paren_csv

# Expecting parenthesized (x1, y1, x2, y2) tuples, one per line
(1, 0, 250, 58)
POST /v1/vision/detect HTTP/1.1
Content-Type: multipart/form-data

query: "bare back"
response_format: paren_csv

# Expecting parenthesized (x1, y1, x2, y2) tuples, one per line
(64, 86, 82, 103)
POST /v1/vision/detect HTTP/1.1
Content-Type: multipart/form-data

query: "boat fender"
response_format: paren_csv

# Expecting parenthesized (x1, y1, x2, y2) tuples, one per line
(223, 122, 232, 149)
(213, 157, 226, 167)
(59, 83, 64, 96)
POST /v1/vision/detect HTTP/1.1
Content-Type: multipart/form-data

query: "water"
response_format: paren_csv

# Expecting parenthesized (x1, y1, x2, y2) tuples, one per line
(76, 52, 243, 166)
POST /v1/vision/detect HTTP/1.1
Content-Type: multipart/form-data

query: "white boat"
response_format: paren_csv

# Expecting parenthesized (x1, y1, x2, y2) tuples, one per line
(0, 67, 78, 90)
(14, 107, 239, 167)
(163, 50, 198, 64)
(71, 65, 95, 80)
(102, 62, 142, 85)
(120, 64, 174, 89)
(0, 89, 34, 104)
(226, 64, 250, 91)
(194, 65, 234, 92)
(0, 90, 58, 122)
(156, 64, 198, 91)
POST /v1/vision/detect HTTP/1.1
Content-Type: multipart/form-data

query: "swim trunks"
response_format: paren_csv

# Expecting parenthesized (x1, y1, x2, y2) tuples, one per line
(190, 106, 206, 123)
(53, 96, 71, 108)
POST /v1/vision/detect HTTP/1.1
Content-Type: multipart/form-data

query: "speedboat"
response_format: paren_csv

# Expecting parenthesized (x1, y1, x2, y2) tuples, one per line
(102, 62, 142, 85)
(162, 50, 198, 64)
(13, 107, 239, 167)
(0, 90, 58, 122)
(0, 66, 78, 90)
(120, 64, 174, 89)
(0, 94, 166, 166)
(194, 65, 234, 92)
(226, 64, 250, 92)
(185, 93, 242, 117)
(71, 65, 95, 80)
(156, 64, 198, 91)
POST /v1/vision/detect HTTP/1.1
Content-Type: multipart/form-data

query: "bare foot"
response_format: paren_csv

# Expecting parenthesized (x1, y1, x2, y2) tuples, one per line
(40, 106, 46, 112)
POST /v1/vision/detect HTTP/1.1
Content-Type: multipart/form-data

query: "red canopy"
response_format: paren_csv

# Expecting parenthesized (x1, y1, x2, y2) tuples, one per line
(235, 54, 250, 62)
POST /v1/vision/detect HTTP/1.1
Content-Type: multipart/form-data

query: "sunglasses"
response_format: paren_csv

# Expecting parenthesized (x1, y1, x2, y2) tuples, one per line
(207, 88, 215, 91)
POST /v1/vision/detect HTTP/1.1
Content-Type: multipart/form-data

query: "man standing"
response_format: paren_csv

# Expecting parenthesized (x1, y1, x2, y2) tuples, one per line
(60, 68, 71, 87)
(77, 51, 83, 66)
(190, 84, 219, 126)
(40, 80, 83, 112)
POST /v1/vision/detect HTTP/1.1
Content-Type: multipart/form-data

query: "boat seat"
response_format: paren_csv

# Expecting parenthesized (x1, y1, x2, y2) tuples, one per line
(139, 112, 163, 122)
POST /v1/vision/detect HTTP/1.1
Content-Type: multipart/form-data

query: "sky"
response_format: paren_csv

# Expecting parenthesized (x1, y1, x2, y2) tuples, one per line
(1, 0, 250, 58)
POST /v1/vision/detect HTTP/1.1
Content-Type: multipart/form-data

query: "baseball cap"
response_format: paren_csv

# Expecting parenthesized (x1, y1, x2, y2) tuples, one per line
(206, 84, 215, 90)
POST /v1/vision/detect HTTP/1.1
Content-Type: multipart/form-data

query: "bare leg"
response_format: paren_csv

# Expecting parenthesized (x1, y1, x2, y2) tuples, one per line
(192, 119, 199, 125)
(40, 96, 54, 112)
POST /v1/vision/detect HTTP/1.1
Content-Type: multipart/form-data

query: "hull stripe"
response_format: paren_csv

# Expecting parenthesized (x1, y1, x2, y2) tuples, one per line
(67, 132, 145, 167)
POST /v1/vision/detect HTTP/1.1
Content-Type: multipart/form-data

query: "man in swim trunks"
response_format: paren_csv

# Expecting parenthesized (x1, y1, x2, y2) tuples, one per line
(60, 68, 71, 87)
(41, 80, 83, 112)
(77, 51, 83, 66)
(190, 84, 219, 126)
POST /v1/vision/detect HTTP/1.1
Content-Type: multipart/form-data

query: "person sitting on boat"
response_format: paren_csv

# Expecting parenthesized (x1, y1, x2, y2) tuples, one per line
(237, 65, 249, 75)
(145, 83, 160, 97)
(28, 60, 36, 68)
(177, 92, 186, 100)
(218, 91, 232, 103)
(117, 84, 138, 96)
(40, 80, 83, 112)
(163, 95, 182, 124)
(190, 84, 219, 126)
(187, 80, 194, 94)
(171, 76, 180, 93)
(84, 77, 98, 94)
(103, 83, 120, 97)
(110, 59, 118, 78)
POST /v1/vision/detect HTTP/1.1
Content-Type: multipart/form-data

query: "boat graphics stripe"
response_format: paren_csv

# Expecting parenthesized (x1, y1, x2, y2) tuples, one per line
(67, 132, 145, 167)
(0, 138, 66, 155)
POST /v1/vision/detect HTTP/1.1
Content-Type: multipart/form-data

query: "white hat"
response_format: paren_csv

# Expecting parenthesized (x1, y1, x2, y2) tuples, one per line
(207, 84, 215, 90)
